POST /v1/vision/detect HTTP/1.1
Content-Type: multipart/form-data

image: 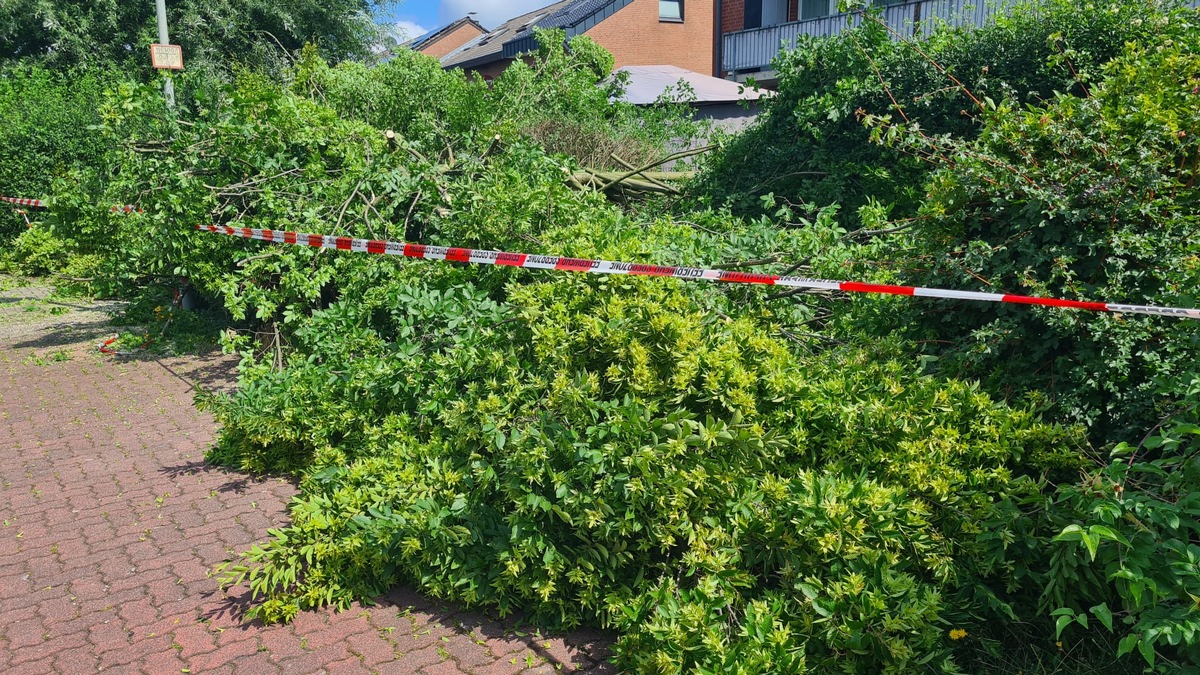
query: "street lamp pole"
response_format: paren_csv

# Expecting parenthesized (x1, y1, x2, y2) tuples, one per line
(155, 0, 175, 107)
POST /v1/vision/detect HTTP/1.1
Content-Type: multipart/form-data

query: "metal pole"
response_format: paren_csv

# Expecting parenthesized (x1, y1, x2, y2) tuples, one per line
(155, 0, 175, 107)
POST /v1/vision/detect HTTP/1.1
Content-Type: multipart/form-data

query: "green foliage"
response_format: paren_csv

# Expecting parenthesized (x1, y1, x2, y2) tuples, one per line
(47, 69, 405, 309)
(0, 226, 70, 276)
(294, 45, 490, 154)
(492, 29, 671, 168)
(696, 0, 1192, 223)
(209, 247, 1084, 671)
(0, 0, 383, 251)
(0, 0, 381, 74)
(870, 30, 1200, 440)
(12, 33, 1066, 672)
(827, 11, 1200, 669)
(301, 29, 702, 169)
(1048, 378, 1200, 670)
(0, 65, 110, 242)
(105, 282, 226, 355)
(68, 48, 1082, 673)
(47, 32, 704, 308)
(29, 6, 1200, 671)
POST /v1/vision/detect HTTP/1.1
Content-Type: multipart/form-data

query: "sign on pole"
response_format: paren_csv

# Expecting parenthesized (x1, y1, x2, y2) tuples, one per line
(150, 44, 184, 70)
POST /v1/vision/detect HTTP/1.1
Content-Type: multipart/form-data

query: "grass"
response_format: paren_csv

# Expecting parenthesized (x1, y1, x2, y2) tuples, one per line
(24, 350, 74, 366)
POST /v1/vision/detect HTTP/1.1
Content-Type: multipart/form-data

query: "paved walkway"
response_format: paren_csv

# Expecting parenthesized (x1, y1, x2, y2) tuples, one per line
(0, 278, 615, 674)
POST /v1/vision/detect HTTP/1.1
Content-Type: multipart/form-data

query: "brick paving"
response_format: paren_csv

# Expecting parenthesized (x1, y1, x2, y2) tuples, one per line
(0, 278, 615, 674)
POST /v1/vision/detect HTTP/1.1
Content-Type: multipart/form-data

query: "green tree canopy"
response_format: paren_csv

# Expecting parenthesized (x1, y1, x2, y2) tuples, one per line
(0, 0, 381, 72)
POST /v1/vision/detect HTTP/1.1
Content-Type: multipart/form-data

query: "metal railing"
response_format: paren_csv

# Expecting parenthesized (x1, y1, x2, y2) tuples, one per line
(722, 0, 1200, 74)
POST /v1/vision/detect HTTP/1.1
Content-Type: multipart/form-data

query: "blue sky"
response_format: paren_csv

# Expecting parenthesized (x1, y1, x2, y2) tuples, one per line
(382, 1, 552, 39)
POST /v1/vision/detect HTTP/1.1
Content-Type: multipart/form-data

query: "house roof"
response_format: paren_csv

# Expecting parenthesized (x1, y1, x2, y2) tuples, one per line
(503, 0, 634, 57)
(612, 66, 773, 105)
(440, 0, 574, 70)
(440, 0, 634, 70)
(402, 16, 485, 52)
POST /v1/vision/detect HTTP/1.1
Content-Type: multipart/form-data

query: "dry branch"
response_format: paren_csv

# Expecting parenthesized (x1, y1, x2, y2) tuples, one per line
(566, 145, 712, 198)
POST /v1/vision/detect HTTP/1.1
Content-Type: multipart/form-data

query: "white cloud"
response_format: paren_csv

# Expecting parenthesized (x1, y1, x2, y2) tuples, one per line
(438, 0, 552, 29)
(392, 19, 430, 42)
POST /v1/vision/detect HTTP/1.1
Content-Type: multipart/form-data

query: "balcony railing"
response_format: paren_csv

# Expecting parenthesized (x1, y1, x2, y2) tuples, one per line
(722, 0, 1200, 74)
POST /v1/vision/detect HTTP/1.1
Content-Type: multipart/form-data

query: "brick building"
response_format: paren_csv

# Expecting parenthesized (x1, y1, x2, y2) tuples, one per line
(440, 0, 717, 79)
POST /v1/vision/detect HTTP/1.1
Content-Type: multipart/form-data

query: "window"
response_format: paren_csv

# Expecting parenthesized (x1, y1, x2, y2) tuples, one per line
(518, 13, 547, 31)
(801, 0, 830, 20)
(744, 0, 761, 28)
(659, 0, 683, 21)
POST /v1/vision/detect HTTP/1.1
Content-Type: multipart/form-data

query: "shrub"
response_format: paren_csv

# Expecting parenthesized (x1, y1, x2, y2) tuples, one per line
(0, 65, 110, 243)
(844, 19, 1200, 669)
(694, 0, 1193, 223)
(0, 226, 70, 276)
(301, 29, 701, 169)
(51, 32, 703, 311)
(294, 45, 490, 154)
(210, 260, 1085, 672)
(868, 27, 1200, 440)
(148, 69, 1089, 669)
(38, 15, 1200, 672)
(1050, 377, 1200, 669)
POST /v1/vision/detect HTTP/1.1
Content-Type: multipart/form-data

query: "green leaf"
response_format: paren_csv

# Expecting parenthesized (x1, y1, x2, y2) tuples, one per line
(811, 597, 833, 618)
(1138, 636, 1156, 667)
(1117, 634, 1139, 658)
(1087, 525, 1128, 546)
(1089, 603, 1113, 632)
(1055, 614, 1073, 641)
(1054, 524, 1083, 542)
(1080, 531, 1099, 562)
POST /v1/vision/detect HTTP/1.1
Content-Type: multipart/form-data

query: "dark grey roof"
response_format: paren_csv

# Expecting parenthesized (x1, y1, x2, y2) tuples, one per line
(535, 0, 632, 30)
(440, 0, 575, 70)
(440, 0, 635, 70)
(503, 0, 634, 57)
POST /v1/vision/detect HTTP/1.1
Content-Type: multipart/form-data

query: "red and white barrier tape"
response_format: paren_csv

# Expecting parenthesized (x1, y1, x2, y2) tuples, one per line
(1, 195, 143, 214)
(196, 225, 1200, 320)
(1, 196, 44, 208)
(99, 335, 155, 356)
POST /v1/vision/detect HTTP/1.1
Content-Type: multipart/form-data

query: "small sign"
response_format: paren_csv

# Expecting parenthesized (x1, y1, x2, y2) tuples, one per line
(150, 44, 184, 70)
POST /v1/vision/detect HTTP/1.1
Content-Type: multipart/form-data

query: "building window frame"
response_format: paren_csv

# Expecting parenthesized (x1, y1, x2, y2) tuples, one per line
(659, 0, 683, 22)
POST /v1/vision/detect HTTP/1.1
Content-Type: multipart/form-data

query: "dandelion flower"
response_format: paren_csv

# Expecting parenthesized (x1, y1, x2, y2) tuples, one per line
(949, 629, 968, 641)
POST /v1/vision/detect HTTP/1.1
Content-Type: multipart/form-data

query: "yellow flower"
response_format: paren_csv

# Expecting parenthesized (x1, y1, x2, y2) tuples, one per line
(949, 629, 968, 641)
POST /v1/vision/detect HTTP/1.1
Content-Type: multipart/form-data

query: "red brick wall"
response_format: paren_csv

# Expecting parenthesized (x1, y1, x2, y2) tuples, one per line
(722, 0, 745, 32)
(585, 0, 715, 75)
(787, 0, 798, 22)
(418, 23, 486, 60)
